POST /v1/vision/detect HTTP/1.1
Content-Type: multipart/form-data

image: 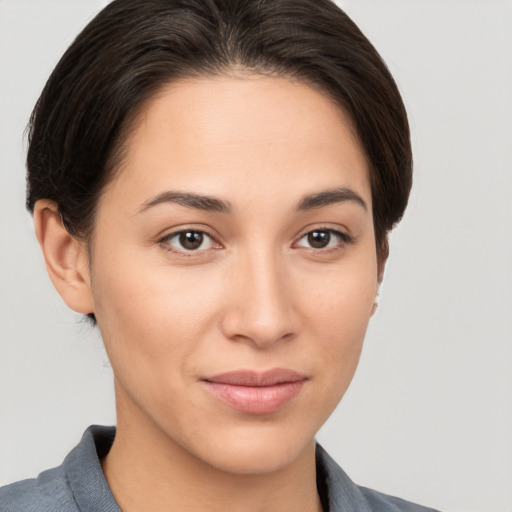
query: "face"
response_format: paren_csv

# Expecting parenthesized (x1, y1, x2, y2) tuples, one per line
(88, 75, 378, 474)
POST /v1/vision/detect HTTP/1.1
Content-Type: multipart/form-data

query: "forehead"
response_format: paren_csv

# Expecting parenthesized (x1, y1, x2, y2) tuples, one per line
(105, 74, 371, 211)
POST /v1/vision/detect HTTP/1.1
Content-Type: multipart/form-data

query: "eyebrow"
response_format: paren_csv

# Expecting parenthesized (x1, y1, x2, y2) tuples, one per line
(139, 191, 232, 214)
(138, 186, 367, 215)
(296, 187, 367, 212)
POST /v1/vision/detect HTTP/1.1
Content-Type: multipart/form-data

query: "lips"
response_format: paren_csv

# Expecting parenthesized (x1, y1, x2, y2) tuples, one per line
(202, 369, 307, 414)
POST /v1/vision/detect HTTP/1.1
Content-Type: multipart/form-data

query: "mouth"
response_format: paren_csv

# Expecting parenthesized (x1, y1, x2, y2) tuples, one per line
(201, 368, 307, 414)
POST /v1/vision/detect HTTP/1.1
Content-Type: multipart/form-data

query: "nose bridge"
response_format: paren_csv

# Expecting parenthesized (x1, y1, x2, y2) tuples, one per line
(222, 243, 297, 347)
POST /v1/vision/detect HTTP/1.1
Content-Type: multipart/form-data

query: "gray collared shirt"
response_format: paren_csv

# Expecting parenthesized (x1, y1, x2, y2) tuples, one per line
(0, 426, 440, 511)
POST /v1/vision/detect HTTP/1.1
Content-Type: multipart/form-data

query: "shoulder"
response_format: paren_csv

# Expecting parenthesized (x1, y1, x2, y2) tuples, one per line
(0, 465, 78, 512)
(359, 486, 440, 512)
(316, 444, 441, 512)
(0, 425, 117, 512)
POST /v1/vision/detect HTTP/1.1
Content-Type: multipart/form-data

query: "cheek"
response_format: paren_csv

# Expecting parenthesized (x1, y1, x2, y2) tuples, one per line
(90, 262, 228, 428)
(97, 267, 213, 324)
(303, 253, 377, 331)
(90, 251, 226, 379)
(298, 249, 377, 380)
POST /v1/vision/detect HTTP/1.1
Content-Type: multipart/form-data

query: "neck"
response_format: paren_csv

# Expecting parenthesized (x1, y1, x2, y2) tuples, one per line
(101, 387, 323, 512)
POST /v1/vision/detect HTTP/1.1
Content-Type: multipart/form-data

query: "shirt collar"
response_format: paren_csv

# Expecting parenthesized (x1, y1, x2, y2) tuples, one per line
(315, 443, 373, 512)
(65, 425, 372, 512)
(64, 425, 120, 512)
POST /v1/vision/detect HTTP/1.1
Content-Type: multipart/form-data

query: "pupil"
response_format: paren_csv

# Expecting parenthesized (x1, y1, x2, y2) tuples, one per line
(308, 230, 330, 249)
(179, 231, 203, 250)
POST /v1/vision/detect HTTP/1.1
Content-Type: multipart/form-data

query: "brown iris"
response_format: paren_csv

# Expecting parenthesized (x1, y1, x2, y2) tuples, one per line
(307, 230, 331, 249)
(179, 231, 204, 250)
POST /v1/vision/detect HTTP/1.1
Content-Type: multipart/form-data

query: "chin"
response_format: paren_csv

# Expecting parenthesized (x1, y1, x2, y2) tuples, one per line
(181, 420, 318, 476)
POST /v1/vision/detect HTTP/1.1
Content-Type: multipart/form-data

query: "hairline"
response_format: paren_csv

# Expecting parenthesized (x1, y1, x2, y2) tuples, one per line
(83, 68, 373, 261)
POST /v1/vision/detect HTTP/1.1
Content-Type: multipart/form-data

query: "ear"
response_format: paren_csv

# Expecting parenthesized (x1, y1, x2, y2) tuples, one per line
(33, 200, 95, 315)
(377, 236, 389, 285)
(371, 237, 389, 316)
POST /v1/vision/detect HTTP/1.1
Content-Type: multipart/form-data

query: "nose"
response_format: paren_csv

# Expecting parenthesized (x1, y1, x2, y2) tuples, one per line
(220, 248, 299, 348)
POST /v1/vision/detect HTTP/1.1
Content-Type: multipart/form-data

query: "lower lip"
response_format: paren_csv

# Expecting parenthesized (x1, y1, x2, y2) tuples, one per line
(203, 380, 306, 414)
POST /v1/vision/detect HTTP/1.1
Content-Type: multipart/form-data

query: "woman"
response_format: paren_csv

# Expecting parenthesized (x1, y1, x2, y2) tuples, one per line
(0, 0, 439, 510)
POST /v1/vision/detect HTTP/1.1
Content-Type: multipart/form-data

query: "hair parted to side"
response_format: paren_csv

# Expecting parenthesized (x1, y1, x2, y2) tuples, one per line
(27, 0, 412, 261)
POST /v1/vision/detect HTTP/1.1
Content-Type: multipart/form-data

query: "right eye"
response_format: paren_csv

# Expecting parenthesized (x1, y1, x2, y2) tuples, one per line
(160, 230, 220, 255)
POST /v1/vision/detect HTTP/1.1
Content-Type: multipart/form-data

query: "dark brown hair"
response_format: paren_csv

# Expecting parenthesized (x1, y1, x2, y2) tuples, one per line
(27, 0, 412, 262)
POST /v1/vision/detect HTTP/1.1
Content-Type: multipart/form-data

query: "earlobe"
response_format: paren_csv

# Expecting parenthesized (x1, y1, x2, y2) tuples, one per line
(377, 237, 389, 284)
(372, 237, 389, 317)
(33, 200, 95, 315)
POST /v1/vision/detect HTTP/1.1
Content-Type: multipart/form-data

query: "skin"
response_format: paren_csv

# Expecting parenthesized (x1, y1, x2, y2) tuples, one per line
(34, 74, 381, 512)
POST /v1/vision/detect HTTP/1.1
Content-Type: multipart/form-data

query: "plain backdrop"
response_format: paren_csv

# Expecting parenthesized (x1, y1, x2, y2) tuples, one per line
(0, 1, 511, 511)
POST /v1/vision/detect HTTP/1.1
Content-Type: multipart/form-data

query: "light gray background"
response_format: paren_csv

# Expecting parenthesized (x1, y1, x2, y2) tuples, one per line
(0, 1, 511, 511)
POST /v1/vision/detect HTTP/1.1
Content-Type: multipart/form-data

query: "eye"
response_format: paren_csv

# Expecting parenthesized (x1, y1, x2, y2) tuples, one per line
(160, 230, 219, 254)
(295, 228, 352, 250)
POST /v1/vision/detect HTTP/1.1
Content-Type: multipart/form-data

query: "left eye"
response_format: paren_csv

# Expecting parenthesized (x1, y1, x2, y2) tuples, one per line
(295, 229, 349, 250)
(161, 230, 216, 252)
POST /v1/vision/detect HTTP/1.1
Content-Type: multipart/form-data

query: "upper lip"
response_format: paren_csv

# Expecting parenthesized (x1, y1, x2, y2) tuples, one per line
(203, 368, 307, 387)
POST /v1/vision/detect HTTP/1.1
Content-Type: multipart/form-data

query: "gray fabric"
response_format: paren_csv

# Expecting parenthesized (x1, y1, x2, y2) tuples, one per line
(0, 426, 440, 511)
(315, 445, 440, 512)
(0, 426, 119, 512)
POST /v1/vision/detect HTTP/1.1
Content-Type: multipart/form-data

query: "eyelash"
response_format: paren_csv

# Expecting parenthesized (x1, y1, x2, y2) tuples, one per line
(158, 227, 354, 256)
(159, 228, 220, 256)
(294, 227, 354, 253)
